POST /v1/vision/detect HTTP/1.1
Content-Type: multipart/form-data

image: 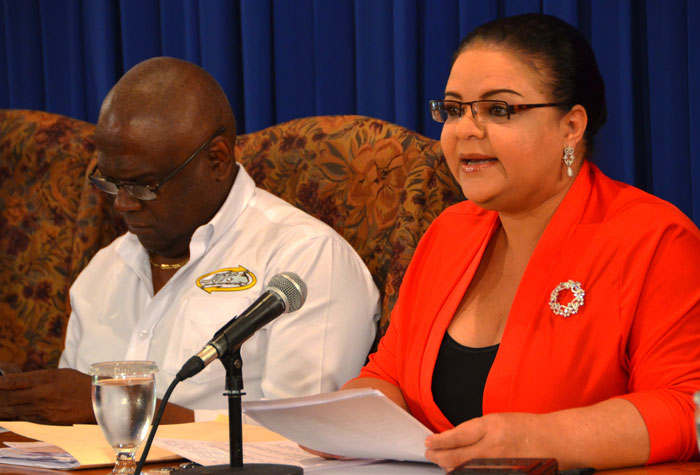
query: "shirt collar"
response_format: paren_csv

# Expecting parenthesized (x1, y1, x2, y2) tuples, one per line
(190, 163, 255, 258)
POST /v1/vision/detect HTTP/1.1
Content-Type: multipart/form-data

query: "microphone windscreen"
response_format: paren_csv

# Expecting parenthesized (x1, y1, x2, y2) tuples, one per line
(268, 272, 307, 312)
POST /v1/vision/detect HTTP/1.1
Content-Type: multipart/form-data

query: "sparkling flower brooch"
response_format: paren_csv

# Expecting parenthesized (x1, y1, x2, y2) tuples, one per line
(549, 280, 585, 317)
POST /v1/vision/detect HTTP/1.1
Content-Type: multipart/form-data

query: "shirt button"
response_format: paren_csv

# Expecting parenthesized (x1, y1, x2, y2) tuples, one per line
(139, 330, 149, 339)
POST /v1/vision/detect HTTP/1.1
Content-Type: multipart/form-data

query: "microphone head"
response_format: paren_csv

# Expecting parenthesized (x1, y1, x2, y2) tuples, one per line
(267, 272, 307, 313)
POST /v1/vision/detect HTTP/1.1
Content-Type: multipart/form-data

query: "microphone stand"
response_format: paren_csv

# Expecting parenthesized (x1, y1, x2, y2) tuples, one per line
(137, 272, 308, 474)
(175, 349, 302, 474)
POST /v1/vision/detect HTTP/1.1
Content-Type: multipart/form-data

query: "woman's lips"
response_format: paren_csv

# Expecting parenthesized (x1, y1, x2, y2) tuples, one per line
(459, 155, 497, 172)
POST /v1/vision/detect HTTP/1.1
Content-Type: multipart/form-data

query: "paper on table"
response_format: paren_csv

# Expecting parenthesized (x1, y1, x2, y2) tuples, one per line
(0, 442, 79, 470)
(0, 420, 241, 468)
(0, 422, 126, 467)
(0, 420, 279, 469)
(150, 420, 286, 444)
(154, 438, 378, 472)
(242, 388, 433, 462)
(239, 422, 289, 443)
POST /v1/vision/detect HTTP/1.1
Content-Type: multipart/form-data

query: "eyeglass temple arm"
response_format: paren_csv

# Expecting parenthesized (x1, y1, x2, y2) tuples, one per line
(148, 126, 227, 191)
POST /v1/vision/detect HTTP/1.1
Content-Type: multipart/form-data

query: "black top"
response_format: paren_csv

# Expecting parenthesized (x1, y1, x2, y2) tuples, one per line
(431, 331, 499, 426)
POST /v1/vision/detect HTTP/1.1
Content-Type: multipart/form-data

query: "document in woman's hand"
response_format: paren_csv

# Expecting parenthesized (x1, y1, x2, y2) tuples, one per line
(242, 388, 434, 462)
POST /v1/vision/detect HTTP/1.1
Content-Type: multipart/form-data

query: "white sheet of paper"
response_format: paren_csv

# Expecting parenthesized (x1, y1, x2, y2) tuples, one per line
(153, 438, 378, 472)
(0, 441, 79, 470)
(242, 388, 433, 462)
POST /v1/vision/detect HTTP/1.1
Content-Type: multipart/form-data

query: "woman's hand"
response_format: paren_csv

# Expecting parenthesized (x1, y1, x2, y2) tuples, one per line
(425, 399, 650, 472)
(424, 412, 542, 472)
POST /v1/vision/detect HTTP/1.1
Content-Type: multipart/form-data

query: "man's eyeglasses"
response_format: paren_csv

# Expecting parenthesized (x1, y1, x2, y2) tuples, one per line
(89, 127, 226, 201)
(429, 99, 568, 124)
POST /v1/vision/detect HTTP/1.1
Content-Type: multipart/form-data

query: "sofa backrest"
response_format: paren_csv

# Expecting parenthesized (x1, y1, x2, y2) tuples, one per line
(0, 110, 463, 369)
(235, 115, 463, 336)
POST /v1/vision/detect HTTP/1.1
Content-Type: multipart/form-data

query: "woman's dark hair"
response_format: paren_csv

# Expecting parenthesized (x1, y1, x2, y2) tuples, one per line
(455, 13, 607, 158)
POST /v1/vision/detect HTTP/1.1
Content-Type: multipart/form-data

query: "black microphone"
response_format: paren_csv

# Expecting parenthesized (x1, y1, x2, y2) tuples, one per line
(177, 272, 307, 381)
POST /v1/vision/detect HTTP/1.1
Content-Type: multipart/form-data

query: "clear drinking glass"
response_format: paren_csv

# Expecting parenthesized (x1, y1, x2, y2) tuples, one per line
(89, 361, 158, 475)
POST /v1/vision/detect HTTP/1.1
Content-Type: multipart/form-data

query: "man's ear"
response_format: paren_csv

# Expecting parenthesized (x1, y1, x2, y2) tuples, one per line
(207, 137, 234, 181)
(561, 104, 587, 148)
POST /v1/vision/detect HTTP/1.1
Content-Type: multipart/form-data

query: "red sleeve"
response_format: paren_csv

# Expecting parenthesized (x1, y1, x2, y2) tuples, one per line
(617, 220, 700, 463)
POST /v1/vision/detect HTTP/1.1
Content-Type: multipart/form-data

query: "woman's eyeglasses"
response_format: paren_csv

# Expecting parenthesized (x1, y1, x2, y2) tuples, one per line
(429, 99, 568, 124)
(89, 127, 225, 201)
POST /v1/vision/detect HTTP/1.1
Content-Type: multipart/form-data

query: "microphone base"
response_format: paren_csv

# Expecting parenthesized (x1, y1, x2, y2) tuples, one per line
(174, 463, 303, 474)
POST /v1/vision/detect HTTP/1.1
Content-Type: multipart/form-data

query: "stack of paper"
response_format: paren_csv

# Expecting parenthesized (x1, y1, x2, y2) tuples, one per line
(0, 442, 79, 470)
(154, 438, 377, 472)
(0, 421, 179, 468)
(0, 419, 300, 470)
(1, 391, 435, 472)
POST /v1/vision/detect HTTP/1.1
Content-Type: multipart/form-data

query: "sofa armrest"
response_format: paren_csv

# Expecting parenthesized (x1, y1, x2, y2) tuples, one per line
(0, 109, 123, 370)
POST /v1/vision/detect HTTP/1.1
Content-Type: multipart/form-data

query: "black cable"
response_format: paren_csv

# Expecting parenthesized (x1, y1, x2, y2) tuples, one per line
(135, 375, 183, 475)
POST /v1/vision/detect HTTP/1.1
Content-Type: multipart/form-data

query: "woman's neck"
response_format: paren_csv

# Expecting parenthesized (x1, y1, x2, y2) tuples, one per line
(497, 178, 573, 258)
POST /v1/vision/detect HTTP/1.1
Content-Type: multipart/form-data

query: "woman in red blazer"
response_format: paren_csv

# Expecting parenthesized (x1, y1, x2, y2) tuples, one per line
(346, 13, 700, 472)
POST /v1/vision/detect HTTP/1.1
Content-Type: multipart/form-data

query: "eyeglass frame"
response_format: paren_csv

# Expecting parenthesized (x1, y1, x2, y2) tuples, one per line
(429, 99, 570, 124)
(89, 127, 226, 201)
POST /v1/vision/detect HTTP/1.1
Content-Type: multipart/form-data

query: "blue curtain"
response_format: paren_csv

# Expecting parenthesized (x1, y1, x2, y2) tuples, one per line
(1, 0, 699, 223)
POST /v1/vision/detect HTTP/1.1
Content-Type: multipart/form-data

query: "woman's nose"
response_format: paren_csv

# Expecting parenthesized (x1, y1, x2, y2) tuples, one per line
(454, 108, 486, 139)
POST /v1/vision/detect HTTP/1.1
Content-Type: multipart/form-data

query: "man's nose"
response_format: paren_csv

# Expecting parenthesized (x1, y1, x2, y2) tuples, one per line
(113, 187, 142, 213)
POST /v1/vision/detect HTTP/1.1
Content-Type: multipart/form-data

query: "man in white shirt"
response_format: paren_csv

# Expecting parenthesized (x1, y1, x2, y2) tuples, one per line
(0, 57, 380, 424)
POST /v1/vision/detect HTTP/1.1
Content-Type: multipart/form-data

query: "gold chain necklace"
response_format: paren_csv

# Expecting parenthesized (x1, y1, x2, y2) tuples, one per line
(149, 256, 189, 270)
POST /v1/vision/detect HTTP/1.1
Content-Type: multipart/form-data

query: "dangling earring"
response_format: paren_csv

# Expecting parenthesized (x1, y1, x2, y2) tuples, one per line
(563, 146, 574, 177)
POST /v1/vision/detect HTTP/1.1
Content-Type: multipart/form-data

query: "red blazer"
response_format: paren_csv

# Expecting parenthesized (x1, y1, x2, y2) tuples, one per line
(359, 161, 700, 464)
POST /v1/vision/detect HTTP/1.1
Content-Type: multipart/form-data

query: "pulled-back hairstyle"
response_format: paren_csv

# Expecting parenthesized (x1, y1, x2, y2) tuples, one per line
(455, 13, 607, 158)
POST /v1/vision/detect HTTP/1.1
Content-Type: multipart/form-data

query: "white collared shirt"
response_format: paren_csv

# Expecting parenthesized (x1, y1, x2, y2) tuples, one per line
(59, 165, 380, 411)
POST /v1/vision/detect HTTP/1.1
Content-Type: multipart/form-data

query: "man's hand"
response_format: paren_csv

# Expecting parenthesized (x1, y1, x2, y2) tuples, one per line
(424, 413, 542, 472)
(0, 368, 95, 425)
(0, 362, 22, 375)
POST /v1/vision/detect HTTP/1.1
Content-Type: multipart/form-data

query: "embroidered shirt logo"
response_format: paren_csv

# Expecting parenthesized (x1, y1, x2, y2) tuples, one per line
(196, 266, 257, 293)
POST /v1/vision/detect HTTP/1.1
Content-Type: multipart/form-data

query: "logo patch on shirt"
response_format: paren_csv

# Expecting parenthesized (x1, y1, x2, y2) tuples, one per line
(196, 266, 257, 293)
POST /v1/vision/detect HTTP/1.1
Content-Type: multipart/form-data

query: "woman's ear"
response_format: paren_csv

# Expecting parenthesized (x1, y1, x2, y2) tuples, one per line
(561, 104, 587, 148)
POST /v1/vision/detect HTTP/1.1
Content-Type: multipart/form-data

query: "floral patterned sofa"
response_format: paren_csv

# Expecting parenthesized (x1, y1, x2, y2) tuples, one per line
(0, 110, 463, 370)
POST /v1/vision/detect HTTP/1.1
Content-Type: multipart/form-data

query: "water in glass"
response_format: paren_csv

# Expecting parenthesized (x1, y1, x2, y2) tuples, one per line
(90, 361, 158, 475)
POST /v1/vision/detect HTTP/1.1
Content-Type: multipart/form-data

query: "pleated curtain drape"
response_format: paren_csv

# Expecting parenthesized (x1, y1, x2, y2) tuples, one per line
(1, 0, 698, 223)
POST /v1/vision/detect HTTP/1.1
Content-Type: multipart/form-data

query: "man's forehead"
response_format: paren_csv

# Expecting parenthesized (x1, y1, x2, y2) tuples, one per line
(97, 111, 183, 155)
(99, 105, 169, 134)
(96, 117, 181, 173)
